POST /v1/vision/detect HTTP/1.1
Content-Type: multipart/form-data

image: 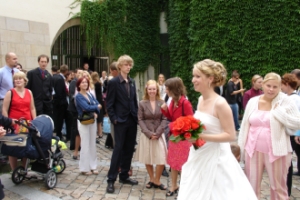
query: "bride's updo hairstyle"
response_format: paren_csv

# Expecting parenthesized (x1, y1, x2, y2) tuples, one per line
(193, 59, 227, 87)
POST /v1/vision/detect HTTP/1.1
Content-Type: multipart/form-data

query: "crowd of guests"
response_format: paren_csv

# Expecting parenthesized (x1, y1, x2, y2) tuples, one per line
(1, 51, 300, 199)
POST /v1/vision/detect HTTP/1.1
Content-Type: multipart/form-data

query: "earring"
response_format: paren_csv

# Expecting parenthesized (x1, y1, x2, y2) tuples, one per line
(208, 82, 211, 88)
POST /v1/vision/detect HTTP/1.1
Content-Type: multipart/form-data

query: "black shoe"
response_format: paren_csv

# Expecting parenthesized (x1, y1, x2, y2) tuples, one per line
(293, 172, 300, 176)
(106, 182, 115, 193)
(119, 178, 138, 185)
(162, 168, 169, 177)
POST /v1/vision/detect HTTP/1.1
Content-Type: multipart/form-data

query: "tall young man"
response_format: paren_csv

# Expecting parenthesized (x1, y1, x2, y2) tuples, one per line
(106, 55, 138, 193)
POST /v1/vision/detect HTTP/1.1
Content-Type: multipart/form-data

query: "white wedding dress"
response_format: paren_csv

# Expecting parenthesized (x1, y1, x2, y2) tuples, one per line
(177, 111, 257, 200)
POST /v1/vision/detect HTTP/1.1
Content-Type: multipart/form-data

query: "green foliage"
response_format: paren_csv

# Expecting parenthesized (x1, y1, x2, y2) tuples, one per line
(167, 0, 300, 106)
(74, 0, 162, 76)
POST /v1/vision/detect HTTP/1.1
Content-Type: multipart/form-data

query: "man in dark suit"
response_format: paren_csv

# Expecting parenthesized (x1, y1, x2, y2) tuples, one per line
(26, 54, 53, 117)
(106, 55, 138, 193)
(52, 64, 71, 140)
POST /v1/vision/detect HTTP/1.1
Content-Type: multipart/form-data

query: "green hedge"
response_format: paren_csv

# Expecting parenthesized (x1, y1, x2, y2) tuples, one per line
(79, 0, 162, 76)
(167, 0, 300, 106)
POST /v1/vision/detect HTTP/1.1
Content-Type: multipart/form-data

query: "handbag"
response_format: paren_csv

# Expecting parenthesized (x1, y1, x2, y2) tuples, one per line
(78, 112, 95, 125)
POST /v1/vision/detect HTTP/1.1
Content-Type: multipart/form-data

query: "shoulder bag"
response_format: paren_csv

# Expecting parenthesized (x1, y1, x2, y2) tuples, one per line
(78, 93, 95, 125)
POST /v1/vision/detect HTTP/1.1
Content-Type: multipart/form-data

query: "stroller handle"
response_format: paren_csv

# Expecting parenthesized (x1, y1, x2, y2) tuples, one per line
(15, 120, 37, 132)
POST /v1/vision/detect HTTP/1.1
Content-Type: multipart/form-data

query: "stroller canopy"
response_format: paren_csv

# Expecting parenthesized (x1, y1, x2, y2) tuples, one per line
(31, 115, 54, 141)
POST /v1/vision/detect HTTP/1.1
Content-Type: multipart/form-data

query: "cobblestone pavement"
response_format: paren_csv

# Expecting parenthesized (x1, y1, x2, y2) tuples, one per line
(2, 131, 300, 200)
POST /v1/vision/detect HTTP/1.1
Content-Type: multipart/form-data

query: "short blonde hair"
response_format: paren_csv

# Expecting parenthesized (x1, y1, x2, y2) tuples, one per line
(263, 72, 281, 84)
(193, 59, 227, 87)
(143, 80, 161, 100)
(13, 71, 28, 86)
(117, 55, 134, 70)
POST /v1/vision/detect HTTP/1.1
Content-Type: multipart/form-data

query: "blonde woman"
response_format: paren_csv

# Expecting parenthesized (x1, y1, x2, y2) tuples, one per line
(135, 80, 168, 190)
(238, 73, 300, 199)
(91, 72, 104, 140)
(2, 71, 36, 170)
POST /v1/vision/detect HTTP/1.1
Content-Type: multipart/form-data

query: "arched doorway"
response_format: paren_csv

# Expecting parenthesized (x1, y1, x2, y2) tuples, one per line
(51, 24, 109, 73)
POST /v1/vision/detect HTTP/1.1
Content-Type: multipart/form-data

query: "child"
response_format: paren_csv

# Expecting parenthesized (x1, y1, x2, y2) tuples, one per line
(230, 144, 241, 162)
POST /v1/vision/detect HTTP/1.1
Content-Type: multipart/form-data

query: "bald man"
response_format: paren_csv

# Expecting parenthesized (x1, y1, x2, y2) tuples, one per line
(0, 52, 19, 112)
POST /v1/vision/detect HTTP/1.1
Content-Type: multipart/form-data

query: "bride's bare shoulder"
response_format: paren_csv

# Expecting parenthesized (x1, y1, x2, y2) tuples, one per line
(215, 97, 230, 108)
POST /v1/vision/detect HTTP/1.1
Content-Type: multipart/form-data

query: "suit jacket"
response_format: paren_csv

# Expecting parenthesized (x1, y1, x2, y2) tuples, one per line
(138, 99, 167, 138)
(106, 75, 138, 123)
(52, 74, 68, 106)
(26, 68, 53, 112)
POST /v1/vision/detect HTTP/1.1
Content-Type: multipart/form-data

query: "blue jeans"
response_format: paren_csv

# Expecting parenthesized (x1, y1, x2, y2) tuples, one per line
(229, 103, 240, 131)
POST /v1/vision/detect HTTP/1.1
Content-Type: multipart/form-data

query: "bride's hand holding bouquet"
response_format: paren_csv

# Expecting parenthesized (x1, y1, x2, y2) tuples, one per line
(169, 115, 206, 149)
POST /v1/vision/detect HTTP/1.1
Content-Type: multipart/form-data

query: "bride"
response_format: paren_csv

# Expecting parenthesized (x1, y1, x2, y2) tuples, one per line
(177, 59, 257, 200)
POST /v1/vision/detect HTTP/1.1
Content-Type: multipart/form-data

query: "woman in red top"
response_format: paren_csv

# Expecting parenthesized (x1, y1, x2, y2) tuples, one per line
(161, 77, 193, 197)
(242, 75, 263, 109)
(2, 71, 36, 170)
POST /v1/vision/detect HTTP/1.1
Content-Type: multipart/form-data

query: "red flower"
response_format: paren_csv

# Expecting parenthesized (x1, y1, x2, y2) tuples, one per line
(181, 118, 191, 132)
(172, 129, 181, 137)
(184, 132, 191, 139)
(172, 120, 184, 133)
(195, 138, 206, 147)
(191, 121, 200, 129)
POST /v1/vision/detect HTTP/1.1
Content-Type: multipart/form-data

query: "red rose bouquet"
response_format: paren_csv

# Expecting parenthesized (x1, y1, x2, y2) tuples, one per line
(169, 115, 206, 149)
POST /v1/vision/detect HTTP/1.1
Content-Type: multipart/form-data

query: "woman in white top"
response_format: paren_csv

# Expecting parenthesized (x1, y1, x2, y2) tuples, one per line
(178, 59, 257, 200)
(238, 72, 300, 199)
(158, 74, 166, 100)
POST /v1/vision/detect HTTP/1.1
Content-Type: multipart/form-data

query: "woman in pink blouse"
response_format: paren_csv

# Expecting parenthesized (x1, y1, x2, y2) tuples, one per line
(242, 75, 263, 109)
(238, 73, 300, 199)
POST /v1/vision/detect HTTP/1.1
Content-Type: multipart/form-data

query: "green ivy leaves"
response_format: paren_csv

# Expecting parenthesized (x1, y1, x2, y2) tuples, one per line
(167, 0, 300, 106)
(78, 0, 161, 77)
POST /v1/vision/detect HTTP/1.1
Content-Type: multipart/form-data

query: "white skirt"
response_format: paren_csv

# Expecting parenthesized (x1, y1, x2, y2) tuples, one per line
(135, 133, 167, 165)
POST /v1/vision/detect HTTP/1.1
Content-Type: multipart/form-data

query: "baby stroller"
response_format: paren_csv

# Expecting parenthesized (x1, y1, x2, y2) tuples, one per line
(0, 115, 66, 189)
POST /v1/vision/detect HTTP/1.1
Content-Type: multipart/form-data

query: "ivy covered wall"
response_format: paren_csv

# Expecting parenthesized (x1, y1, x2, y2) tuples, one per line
(78, 0, 162, 76)
(167, 0, 300, 106)
(76, 0, 300, 106)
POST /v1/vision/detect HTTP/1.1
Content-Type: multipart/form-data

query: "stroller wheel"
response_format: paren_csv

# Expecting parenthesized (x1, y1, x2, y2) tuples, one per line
(45, 170, 57, 189)
(55, 159, 66, 174)
(12, 166, 26, 184)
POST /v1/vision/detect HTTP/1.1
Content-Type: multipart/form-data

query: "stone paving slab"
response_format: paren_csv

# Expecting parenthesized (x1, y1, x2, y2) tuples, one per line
(2, 131, 300, 200)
